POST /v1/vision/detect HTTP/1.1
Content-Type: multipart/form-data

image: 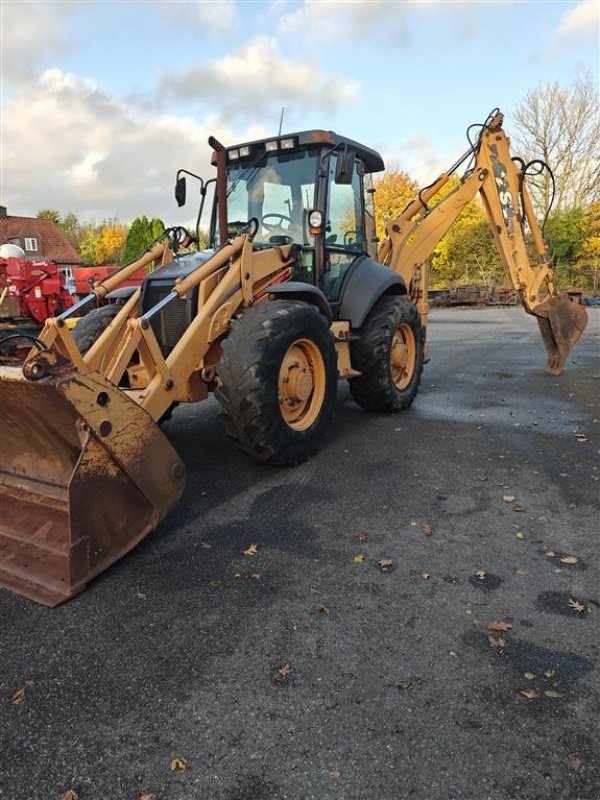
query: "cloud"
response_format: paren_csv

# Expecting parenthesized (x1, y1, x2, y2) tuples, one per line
(557, 0, 599, 39)
(1, 69, 266, 223)
(156, 0, 238, 36)
(277, 0, 412, 46)
(382, 135, 451, 185)
(158, 36, 359, 119)
(1, 1, 83, 84)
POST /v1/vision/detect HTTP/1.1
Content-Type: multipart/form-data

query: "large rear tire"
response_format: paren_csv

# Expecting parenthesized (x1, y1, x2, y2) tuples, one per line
(215, 300, 337, 464)
(349, 295, 424, 412)
(72, 305, 120, 353)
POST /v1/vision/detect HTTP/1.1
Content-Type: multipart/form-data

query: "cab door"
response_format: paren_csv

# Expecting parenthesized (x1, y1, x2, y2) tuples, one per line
(322, 154, 367, 303)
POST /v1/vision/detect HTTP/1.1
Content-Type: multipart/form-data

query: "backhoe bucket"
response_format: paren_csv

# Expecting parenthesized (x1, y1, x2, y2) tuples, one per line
(0, 365, 185, 606)
(533, 295, 588, 375)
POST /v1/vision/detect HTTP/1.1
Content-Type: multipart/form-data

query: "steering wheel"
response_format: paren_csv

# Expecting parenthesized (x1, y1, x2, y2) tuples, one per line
(261, 213, 292, 232)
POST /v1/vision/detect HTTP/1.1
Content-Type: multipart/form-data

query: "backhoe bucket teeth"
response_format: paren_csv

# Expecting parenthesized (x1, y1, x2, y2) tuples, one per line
(0, 366, 185, 606)
(532, 295, 588, 376)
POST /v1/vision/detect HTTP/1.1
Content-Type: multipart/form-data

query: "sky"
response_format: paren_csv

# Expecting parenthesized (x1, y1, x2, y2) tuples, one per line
(1, 0, 598, 227)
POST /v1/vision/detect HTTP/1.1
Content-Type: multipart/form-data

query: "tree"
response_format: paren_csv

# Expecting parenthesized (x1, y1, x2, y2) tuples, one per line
(577, 201, 600, 290)
(122, 215, 165, 264)
(430, 197, 503, 288)
(373, 169, 418, 242)
(60, 212, 82, 249)
(36, 209, 61, 224)
(511, 73, 600, 217)
(98, 222, 128, 264)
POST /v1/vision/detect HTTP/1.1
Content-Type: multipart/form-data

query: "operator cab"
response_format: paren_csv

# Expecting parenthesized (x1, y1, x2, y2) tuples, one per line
(208, 131, 385, 311)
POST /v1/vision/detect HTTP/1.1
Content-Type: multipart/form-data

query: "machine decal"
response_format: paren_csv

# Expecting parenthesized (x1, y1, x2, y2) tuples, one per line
(488, 144, 516, 237)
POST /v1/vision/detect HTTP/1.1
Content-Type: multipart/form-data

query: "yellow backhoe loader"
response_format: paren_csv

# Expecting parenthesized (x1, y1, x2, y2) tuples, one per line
(0, 110, 588, 606)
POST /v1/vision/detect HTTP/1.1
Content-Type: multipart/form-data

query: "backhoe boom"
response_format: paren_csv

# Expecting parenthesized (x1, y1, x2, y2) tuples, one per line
(377, 112, 588, 374)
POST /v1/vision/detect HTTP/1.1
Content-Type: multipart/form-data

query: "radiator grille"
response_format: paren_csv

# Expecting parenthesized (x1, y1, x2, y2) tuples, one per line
(143, 283, 189, 356)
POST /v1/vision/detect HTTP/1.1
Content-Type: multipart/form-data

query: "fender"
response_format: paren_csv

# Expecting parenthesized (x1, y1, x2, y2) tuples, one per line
(267, 281, 333, 325)
(338, 255, 407, 328)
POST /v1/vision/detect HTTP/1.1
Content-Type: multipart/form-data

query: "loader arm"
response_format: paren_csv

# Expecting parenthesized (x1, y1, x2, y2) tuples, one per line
(0, 231, 296, 605)
(377, 112, 588, 374)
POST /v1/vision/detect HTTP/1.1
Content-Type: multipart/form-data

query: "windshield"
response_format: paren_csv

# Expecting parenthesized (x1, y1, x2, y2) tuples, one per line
(216, 150, 318, 246)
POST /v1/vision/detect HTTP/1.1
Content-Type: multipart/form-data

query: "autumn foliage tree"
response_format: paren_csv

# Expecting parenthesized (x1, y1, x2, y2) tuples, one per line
(372, 169, 418, 242)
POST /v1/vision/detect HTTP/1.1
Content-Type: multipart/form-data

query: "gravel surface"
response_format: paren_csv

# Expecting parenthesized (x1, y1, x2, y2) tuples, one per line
(1, 306, 599, 800)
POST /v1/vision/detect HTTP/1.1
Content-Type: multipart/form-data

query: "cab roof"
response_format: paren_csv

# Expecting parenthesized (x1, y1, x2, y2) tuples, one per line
(212, 130, 385, 174)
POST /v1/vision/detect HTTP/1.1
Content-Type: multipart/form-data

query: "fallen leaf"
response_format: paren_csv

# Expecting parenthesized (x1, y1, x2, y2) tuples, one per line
(353, 554, 365, 564)
(60, 792, 78, 800)
(475, 570, 486, 579)
(357, 532, 369, 544)
(420, 572, 431, 581)
(566, 755, 582, 772)
(524, 672, 536, 680)
(544, 669, 556, 678)
(568, 598, 586, 613)
(486, 621, 513, 632)
(170, 757, 188, 773)
(274, 663, 292, 683)
(378, 558, 394, 570)
(329, 770, 341, 780)
(396, 680, 413, 691)
(449, 650, 459, 658)
(243, 543, 259, 557)
(514, 568, 525, 576)
(233, 572, 242, 579)
(308, 586, 320, 595)
(200, 542, 212, 549)
(487, 636, 506, 648)
(512, 504, 525, 512)
(140, 795, 154, 800)
(519, 689, 539, 700)
(421, 524, 435, 536)
(10, 687, 26, 706)
(545, 549, 556, 558)
(560, 556, 578, 564)
(503, 495, 516, 503)
(207, 579, 221, 588)
(544, 689, 563, 698)
(250, 573, 261, 581)
(574, 433, 589, 442)
(515, 532, 525, 540)
(315, 604, 329, 615)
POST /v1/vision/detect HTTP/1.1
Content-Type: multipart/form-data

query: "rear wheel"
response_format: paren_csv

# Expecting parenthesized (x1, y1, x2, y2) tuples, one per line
(349, 295, 424, 412)
(216, 300, 337, 464)
(72, 305, 120, 353)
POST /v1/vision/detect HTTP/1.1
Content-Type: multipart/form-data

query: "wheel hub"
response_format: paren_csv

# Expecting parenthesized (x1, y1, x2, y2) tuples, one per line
(390, 323, 416, 390)
(278, 340, 326, 430)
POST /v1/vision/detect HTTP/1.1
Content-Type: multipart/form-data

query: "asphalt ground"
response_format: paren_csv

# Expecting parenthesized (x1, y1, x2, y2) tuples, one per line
(1, 306, 599, 800)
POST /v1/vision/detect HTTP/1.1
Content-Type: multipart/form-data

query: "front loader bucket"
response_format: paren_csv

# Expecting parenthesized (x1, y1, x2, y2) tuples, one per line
(533, 295, 588, 375)
(0, 366, 185, 606)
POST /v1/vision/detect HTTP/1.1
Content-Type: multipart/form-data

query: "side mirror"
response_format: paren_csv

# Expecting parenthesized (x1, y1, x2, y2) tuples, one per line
(175, 176, 187, 207)
(335, 145, 356, 185)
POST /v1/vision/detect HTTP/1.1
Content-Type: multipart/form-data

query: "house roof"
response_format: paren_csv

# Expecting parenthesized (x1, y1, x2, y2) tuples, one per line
(0, 216, 82, 265)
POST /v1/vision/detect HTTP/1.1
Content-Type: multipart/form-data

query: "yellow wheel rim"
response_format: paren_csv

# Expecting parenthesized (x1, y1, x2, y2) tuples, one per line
(278, 339, 326, 430)
(390, 323, 416, 390)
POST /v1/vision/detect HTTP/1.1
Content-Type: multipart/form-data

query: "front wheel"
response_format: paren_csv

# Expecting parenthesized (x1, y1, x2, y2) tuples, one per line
(215, 300, 337, 464)
(349, 296, 424, 412)
(72, 305, 120, 353)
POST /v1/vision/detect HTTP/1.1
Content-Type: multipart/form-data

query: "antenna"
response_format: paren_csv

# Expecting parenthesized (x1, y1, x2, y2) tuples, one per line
(278, 107, 285, 136)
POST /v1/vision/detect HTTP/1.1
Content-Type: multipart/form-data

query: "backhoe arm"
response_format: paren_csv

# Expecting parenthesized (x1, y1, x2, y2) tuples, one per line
(377, 112, 588, 374)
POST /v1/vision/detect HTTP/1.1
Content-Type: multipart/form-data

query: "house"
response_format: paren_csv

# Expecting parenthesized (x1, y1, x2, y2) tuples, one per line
(0, 206, 82, 268)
